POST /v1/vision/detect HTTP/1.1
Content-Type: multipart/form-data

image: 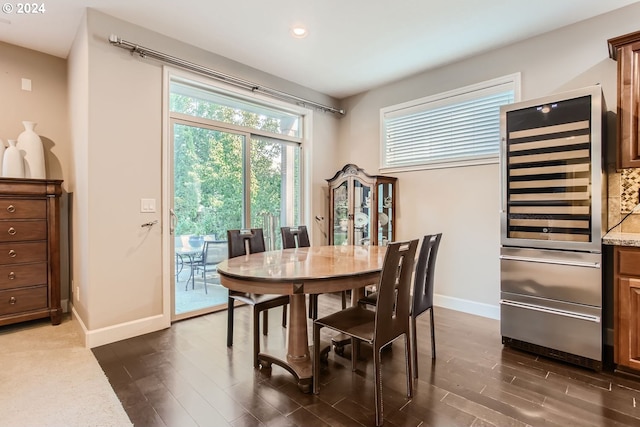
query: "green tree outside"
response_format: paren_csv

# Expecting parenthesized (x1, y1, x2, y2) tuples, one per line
(171, 93, 300, 242)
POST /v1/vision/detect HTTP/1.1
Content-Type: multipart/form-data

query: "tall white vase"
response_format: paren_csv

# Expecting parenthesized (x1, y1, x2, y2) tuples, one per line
(0, 139, 5, 177)
(17, 121, 45, 179)
(3, 140, 24, 178)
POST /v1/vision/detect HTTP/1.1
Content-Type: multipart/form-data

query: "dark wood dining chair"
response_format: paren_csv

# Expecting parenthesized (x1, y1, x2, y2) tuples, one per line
(280, 225, 347, 319)
(280, 225, 311, 249)
(313, 239, 418, 427)
(226, 228, 289, 368)
(359, 233, 442, 378)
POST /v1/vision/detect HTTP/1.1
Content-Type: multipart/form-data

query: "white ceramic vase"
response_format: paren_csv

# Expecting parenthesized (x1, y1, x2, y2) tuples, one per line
(17, 121, 45, 179)
(0, 139, 5, 177)
(3, 140, 24, 178)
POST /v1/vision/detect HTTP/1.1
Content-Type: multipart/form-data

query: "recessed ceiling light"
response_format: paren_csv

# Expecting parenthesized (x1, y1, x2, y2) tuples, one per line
(291, 25, 308, 38)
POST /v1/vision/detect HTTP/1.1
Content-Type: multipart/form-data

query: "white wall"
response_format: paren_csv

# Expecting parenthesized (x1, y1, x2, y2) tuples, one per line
(67, 13, 90, 324)
(336, 3, 640, 318)
(68, 9, 341, 345)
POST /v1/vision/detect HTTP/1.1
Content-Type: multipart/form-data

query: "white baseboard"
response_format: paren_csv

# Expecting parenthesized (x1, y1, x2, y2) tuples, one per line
(67, 295, 498, 349)
(71, 305, 170, 348)
(434, 293, 500, 320)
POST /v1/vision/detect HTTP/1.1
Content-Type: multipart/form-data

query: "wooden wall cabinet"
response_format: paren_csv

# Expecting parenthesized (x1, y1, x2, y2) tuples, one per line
(327, 164, 396, 246)
(0, 178, 63, 327)
(608, 31, 640, 169)
(614, 246, 640, 372)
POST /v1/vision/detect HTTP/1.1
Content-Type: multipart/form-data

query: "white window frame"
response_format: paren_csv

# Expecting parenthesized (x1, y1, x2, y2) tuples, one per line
(380, 73, 521, 172)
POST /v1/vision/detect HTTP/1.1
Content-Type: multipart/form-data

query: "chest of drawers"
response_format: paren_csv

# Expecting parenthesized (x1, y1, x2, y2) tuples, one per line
(0, 178, 62, 326)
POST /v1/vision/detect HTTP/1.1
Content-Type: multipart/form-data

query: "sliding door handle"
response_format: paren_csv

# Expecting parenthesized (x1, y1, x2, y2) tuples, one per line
(169, 209, 178, 235)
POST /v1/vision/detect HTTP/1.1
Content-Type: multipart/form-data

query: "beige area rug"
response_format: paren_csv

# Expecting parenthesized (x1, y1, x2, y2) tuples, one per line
(0, 316, 133, 427)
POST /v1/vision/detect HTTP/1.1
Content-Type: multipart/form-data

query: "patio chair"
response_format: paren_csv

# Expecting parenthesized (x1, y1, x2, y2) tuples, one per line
(192, 240, 228, 293)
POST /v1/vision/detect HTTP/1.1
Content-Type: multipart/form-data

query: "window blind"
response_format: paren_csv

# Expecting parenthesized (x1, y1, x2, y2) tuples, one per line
(381, 75, 519, 171)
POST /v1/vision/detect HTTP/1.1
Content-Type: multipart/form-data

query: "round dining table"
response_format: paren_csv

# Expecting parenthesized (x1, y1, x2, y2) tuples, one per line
(216, 244, 386, 392)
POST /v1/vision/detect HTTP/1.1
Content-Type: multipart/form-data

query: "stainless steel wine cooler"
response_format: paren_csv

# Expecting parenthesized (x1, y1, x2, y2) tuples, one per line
(499, 85, 606, 370)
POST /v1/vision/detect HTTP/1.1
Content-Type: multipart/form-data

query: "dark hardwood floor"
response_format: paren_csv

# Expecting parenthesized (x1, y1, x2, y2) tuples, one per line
(93, 295, 640, 427)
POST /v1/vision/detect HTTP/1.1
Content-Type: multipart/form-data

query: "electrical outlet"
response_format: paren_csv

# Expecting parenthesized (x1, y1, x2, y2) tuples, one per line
(75, 285, 80, 301)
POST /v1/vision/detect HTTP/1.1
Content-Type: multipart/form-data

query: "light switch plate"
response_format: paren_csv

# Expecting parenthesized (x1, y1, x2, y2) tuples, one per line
(140, 198, 156, 213)
(21, 78, 32, 91)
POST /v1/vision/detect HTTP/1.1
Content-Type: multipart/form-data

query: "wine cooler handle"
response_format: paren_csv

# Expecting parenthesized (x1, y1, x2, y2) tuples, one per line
(499, 254, 600, 269)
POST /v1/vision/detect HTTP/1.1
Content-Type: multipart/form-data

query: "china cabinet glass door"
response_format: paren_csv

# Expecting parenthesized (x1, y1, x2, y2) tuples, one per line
(353, 179, 371, 246)
(377, 182, 394, 246)
(332, 181, 349, 245)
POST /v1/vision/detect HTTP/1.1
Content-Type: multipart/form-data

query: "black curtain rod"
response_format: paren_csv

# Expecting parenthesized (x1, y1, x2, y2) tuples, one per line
(108, 34, 345, 116)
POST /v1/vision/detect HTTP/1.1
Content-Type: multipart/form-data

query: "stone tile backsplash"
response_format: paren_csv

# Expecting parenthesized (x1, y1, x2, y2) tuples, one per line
(620, 168, 640, 213)
(608, 166, 640, 233)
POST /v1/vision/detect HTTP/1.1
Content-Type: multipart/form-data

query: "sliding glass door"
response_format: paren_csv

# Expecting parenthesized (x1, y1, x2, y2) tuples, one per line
(168, 75, 304, 320)
(172, 121, 244, 319)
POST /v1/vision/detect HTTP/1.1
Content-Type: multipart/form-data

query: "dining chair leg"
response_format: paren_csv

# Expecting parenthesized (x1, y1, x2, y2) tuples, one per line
(351, 337, 358, 371)
(410, 314, 418, 378)
(429, 307, 436, 359)
(373, 346, 384, 427)
(282, 305, 287, 327)
(227, 297, 234, 347)
(430, 308, 436, 359)
(405, 334, 414, 397)
(262, 311, 269, 335)
(309, 294, 318, 319)
(341, 291, 347, 309)
(254, 306, 261, 368)
(312, 322, 322, 394)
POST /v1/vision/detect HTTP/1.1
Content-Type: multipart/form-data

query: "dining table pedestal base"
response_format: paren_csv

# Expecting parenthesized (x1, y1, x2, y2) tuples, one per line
(257, 344, 330, 393)
(257, 294, 330, 393)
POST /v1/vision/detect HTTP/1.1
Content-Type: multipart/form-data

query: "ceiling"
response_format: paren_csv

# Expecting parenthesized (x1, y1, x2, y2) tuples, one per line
(1, 0, 638, 99)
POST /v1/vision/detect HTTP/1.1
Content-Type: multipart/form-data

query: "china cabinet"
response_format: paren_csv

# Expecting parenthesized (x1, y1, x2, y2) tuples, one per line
(327, 164, 397, 246)
(608, 30, 640, 169)
(0, 178, 62, 327)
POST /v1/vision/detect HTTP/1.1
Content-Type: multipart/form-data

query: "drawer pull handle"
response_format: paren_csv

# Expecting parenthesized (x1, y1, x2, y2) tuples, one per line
(7, 227, 16, 236)
(8, 272, 15, 280)
(8, 250, 16, 258)
(6, 205, 15, 213)
(9, 296, 16, 305)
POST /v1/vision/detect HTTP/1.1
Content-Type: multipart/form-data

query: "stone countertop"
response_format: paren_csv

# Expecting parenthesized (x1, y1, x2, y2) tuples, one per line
(602, 231, 640, 247)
